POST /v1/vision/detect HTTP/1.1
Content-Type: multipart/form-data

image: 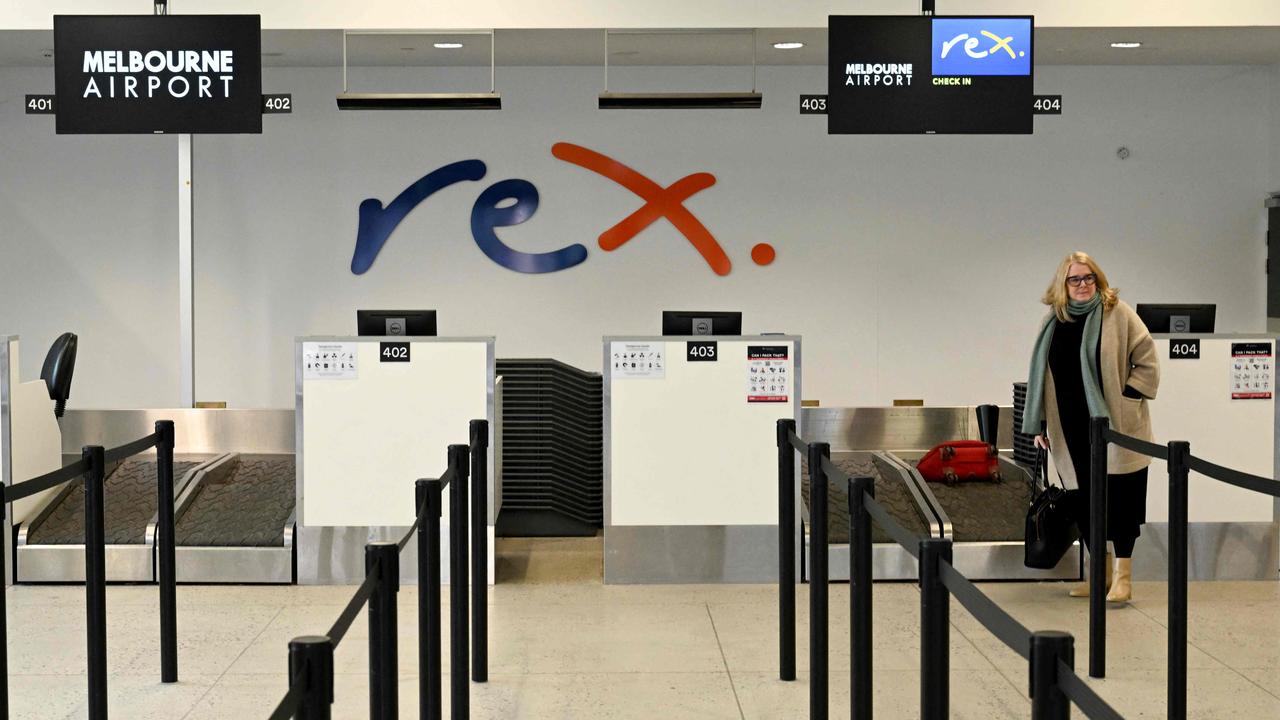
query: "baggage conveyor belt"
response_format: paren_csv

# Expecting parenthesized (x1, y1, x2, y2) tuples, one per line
(172, 453, 296, 583)
(16, 455, 216, 583)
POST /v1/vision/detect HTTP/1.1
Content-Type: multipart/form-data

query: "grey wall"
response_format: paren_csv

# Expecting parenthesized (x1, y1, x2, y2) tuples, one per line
(1, 64, 1272, 409)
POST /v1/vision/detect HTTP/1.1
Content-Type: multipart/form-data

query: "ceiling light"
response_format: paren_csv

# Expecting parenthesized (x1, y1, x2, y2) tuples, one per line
(599, 92, 762, 110)
(1110, 42, 1142, 49)
(433, 42, 464, 49)
(772, 42, 804, 50)
(337, 92, 502, 110)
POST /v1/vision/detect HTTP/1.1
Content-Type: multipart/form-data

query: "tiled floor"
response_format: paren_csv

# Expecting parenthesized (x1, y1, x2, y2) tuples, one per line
(3, 541, 1277, 719)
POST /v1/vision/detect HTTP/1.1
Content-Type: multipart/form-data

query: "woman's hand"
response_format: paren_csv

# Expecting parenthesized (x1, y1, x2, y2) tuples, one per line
(1034, 434, 1050, 450)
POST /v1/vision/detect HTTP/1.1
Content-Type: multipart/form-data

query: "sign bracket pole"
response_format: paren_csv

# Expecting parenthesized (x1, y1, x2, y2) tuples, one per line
(178, 134, 194, 408)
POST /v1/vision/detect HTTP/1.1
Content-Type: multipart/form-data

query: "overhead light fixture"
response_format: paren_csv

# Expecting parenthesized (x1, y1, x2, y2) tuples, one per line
(772, 42, 804, 50)
(337, 30, 500, 110)
(1110, 42, 1142, 48)
(598, 29, 763, 110)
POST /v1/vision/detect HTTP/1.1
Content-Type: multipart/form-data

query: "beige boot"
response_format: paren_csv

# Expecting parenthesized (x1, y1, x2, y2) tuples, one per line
(1069, 551, 1113, 597)
(1107, 558, 1133, 603)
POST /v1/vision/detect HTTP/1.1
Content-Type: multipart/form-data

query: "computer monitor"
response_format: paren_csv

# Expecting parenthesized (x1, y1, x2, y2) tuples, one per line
(1134, 304, 1216, 334)
(356, 310, 437, 337)
(661, 311, 742, 336)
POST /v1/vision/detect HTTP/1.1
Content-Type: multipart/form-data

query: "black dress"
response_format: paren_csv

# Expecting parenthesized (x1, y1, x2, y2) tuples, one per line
(1048, 316, 1148, 557)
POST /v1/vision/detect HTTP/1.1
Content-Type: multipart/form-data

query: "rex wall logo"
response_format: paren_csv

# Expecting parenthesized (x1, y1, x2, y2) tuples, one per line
(931, 18, 1031, 77)
(350, 142, 776, 277)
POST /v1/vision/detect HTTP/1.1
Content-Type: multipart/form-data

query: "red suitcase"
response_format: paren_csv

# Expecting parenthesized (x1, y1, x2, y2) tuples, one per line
(916, 440, 1001, 484)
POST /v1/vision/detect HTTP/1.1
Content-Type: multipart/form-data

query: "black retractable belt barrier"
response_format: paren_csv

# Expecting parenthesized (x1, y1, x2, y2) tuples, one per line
(776, 419, 797, 683)
(366, 543, 400, 720)
(0, 484, 8, 720)
(83, 445, 108, 720)
(448, 443, 471, 720)
(918, 537, 951, 720)
(287, 636, 335, 720)
(1166, 440, 1191, 720)
(1087, 417, 1108, 679)
(155, 420, 179, 683)
(470, 420, 489, 684)
(807, 441, 830, 720)
(419, 478, 446, 720)
(1030, 631, 1074, 720)
(848, 475, 874, 720)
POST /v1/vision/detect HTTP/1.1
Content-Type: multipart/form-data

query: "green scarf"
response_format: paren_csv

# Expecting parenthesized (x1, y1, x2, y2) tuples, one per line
(1021, 294, 1110, 434)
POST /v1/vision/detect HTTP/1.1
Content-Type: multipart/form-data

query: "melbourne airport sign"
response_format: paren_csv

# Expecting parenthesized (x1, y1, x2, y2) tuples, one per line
(54, 15, 262, 134)
(351, 143, 778, 277)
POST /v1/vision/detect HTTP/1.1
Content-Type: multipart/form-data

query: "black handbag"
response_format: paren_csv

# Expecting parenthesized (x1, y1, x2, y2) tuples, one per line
(1024, 449, 1080, 569)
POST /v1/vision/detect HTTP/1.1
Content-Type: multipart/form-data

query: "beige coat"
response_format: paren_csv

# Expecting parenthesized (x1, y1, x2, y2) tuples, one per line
(1042, 299, 1160, 488)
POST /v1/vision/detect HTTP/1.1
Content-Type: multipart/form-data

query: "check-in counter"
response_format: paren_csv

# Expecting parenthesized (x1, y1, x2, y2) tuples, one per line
(295, 336, 495, 584)
(603, 335, 801, 583)
(1, 336, 64, 586)
(1140, 333, 1279, 579)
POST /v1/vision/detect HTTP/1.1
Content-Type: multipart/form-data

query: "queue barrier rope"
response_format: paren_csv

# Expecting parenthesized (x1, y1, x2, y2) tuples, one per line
(102, 432, 160, 464)
(1057, 661, 1126, 720)
(266, 424, 487, 720)
(1101, 427, 1169, 461)
(4, 457, 92, 501)
(1186, 455, 1280, 497)
(937, 561, 1032, 661)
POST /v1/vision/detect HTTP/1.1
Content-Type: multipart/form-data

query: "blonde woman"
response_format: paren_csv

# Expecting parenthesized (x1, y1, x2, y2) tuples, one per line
(1022, 252, 1159, 602)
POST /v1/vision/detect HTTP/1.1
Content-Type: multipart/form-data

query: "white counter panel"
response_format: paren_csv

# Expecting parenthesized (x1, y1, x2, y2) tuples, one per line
(1146, 336, 1276, 523)
(299, 338, 490, 528)
(608, 338, 798, 527)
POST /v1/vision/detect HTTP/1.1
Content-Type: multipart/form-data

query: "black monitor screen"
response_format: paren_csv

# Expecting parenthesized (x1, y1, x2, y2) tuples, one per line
(357, 310, 437, 337)
(828, 15, 1033, 134)
(54, 14, 262, 134)
(662, 311, 742, 336)
(1135, 304, 1216, 334)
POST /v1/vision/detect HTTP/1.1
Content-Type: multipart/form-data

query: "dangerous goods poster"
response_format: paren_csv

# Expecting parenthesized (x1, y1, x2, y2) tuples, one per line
(1231, 342, 1273, 400)
(747, 346, 791, 403)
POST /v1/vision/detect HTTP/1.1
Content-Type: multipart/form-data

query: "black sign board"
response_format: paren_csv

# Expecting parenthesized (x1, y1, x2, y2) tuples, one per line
(1169, 339, 1200, 360)
(799, 94, 828, 114)
(828, 15, 1033, 134)
(379, 342, 410, 363)
(686, 341, 718, 362)
(54, 15, 262, 134)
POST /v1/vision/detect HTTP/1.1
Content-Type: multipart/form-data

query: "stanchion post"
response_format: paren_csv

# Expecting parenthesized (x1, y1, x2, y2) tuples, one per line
(808, 441, 830, 720)
(776, 418, 797, 682)
(919, 537, 952, 720)
(848, 475, 874, 720)
(155, 419, 178, 683)
(83, 445, 108, 720)
(469, 419, 489, 684)
(1087, 416, 1109, 679)
(289, 635, 335, 720)
(418, 479, 444, 720)
(1029, 631, 1073, 720)
(448, 444, 471, 719)
(1167, 440, 1191, 720)
(366, 542, 400, 720)
(0, 484, 9, 720)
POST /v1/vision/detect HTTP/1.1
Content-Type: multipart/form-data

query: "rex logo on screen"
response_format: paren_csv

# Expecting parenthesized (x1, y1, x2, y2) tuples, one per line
(931, 18, 1031, 76)
(350, 142, 776, 277)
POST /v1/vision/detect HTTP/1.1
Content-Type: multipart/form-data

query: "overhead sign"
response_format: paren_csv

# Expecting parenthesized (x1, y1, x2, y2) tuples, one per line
(828, 15, 1034, 134)
(54, 14, 262, 134)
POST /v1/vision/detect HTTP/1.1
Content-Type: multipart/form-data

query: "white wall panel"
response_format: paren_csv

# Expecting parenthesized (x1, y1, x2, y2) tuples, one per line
(0, 64, 1272, 412)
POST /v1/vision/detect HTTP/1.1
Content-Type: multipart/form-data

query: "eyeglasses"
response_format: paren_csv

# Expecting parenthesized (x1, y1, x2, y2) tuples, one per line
(1066, 274, 1097, 288)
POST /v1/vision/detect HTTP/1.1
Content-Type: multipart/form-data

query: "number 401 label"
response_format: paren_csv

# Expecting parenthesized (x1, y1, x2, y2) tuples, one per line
(380, 342, 410, 362)
(25, 95, 55, 114)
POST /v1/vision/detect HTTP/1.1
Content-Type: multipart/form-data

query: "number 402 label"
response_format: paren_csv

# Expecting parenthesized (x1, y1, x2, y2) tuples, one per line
(380, 342, 410, 363)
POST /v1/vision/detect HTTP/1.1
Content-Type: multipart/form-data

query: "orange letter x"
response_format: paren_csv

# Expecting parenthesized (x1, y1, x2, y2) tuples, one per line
(552, 142, 732, 276)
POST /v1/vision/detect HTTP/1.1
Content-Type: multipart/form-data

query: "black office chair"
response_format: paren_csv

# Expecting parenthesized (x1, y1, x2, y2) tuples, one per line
(41, 333, 77, 418)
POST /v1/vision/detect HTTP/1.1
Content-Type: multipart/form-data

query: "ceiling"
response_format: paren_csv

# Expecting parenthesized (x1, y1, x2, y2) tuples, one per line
(3, 26, 1280, 68)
